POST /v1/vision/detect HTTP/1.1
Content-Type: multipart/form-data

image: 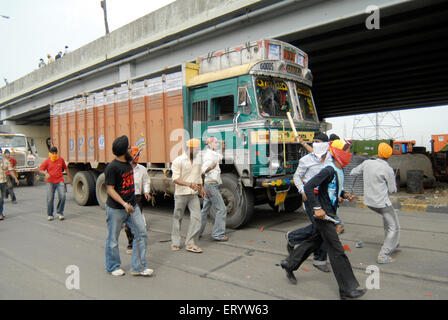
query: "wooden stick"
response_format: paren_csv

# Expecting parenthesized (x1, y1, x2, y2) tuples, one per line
(286, 112, 299, 139)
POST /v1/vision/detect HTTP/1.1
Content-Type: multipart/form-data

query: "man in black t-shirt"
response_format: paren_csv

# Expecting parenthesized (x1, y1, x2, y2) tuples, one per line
(104, 135, 153, 277)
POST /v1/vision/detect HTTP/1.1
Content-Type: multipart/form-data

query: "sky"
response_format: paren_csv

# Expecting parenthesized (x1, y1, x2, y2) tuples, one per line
(1, 0, 447, 149)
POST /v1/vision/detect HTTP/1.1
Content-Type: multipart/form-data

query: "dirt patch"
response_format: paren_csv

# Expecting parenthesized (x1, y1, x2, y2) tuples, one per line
(392, 182, 448, 206)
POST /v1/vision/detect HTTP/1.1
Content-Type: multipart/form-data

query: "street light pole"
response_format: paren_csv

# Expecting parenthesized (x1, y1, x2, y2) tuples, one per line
(100, 0, 110, 34)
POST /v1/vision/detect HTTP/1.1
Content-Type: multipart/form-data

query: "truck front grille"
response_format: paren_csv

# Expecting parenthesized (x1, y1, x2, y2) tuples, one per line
(11, 153, 26, 167)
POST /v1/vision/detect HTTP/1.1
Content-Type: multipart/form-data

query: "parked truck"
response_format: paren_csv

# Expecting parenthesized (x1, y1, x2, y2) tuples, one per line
(0, 133, 39, 185)
(50, 39, 329, 228)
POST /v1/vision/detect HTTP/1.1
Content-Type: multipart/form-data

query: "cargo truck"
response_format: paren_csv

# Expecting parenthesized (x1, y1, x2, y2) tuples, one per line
(0, 133, 39, 185)
(50, 39, 329, 228)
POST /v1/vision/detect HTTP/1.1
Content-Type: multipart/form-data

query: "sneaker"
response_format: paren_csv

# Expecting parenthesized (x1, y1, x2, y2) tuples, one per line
(377, 256, 395, 264)
(110, 269, 125, 276)
(48, 216, 54, 221)
(58, 214, 65, 221)
(12, 200, 17, 204)
(130, 268, 154, 277)
(313, 263, 330, 273)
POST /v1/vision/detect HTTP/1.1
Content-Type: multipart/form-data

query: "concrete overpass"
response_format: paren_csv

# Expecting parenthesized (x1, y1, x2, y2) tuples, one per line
(0, 0, 446, 130)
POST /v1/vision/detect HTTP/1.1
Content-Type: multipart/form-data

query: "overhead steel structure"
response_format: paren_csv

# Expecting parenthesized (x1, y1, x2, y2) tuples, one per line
(0, 0, 446, 125)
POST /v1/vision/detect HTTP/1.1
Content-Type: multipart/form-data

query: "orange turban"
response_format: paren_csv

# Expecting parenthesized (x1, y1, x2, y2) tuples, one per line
(378, 143, 392, 159)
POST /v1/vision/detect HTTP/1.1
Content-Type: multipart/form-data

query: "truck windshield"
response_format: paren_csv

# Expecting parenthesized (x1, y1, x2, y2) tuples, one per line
(255, 77, 293, 118)
(0, 135, 27, 148)
(294, 82, 318, 122)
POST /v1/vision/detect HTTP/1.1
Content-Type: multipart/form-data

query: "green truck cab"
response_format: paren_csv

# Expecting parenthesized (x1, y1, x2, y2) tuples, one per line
(183, 39, 329, 228)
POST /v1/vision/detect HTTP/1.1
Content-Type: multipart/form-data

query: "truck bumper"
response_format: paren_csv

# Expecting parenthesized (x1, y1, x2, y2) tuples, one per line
(255, 174, 295, 189)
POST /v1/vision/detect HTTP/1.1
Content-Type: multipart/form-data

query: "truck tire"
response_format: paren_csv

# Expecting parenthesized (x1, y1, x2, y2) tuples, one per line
(89, 170, 99, 180)
(268, 196, 303, 213)
(210, 173, 254, 229)
(26, 173, 35, 186)
(95, 173, 107, 209)
(73, 171, 97, 206)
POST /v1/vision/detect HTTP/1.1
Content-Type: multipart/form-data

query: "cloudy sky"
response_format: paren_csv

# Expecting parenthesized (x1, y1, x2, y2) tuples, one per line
(1, 0, 447, 150)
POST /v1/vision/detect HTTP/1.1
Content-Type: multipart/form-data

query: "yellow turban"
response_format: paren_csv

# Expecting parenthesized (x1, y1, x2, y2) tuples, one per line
(378, 142, 392, 159)
(330, 139, 345, 150)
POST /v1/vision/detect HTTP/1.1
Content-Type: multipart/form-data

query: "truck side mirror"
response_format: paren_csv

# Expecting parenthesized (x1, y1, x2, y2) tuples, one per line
(238, 87, 251, 114)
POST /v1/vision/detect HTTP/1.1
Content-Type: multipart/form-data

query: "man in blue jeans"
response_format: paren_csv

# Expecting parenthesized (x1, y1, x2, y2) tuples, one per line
(39, 146, 71, 221)
(199, 137, 228, 241)
(104, 135, 153, 277)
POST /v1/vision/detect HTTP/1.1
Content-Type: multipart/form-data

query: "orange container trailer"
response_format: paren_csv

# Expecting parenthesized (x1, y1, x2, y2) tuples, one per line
(50, 71, 185, 207)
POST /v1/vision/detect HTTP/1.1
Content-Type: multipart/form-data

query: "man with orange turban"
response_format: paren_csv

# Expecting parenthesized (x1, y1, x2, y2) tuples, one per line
(171, 138, 206, 253)
(280, 140, 367, 299)
(350, 142, 400, 264)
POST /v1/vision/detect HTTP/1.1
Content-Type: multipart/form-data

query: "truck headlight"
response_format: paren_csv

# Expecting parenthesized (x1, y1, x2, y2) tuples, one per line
(269, 159, 281, 170)
(27, 161, 35, 166)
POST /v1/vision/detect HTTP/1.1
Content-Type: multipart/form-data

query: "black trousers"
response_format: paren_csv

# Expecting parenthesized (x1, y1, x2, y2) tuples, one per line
(284, 218, 360, 294)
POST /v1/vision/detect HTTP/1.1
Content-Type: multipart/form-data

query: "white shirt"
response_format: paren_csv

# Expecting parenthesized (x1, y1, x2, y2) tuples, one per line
(350, 158, 397, 208)
(293, 151, 332, 194)
(133, 164, 150, 195)
(171, 153, 203, 195)
(201, 148, 223, 185)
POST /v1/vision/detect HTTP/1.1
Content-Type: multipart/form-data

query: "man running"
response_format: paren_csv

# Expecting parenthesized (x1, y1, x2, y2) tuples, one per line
(350, 142, 400, 264)
(287, 132, 334, 272)
(280, 140, 366, 300)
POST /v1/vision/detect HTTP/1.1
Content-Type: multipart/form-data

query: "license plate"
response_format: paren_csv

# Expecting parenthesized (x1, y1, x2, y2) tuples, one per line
(275, 191, 288, 206)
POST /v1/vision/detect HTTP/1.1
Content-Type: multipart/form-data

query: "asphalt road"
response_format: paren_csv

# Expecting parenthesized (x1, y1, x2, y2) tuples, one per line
(0, 182, 447, 300)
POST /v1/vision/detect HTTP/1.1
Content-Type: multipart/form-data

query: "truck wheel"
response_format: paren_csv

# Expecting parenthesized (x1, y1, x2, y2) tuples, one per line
(26, 173, 35, 186)
(88, 170, 100, 184)
(210, 173, 254, 229)
(268, 196, 303, 213)
(73, 171, 97, 206)
(95, 173, 107, 209)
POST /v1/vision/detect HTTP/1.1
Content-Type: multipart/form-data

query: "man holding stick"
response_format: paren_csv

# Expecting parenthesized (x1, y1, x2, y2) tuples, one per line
(280, 140, 366, 300)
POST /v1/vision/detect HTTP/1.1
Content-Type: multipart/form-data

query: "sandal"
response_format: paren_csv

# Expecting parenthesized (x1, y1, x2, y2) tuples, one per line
(171, 245, 180, 251)
(185, 245, 203, 253)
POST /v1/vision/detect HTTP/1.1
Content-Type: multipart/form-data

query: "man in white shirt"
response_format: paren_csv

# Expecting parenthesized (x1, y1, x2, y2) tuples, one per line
(350, 142, 400, 264)
(287, 132, 335, 273)
(198, 137, 228, 241)
(171, 139, 206, 253)
(124, 146, 151, 254)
